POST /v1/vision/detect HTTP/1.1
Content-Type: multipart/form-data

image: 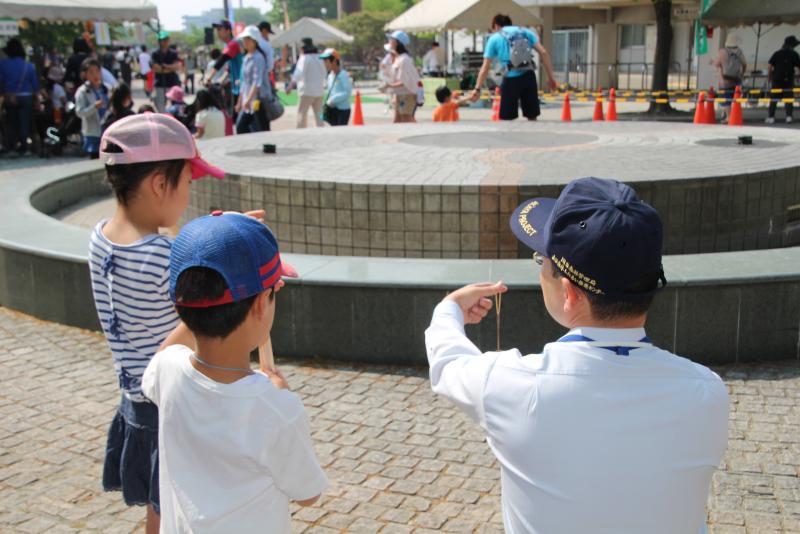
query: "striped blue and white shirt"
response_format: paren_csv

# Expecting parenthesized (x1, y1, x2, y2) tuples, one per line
(89, 220, 180, 402)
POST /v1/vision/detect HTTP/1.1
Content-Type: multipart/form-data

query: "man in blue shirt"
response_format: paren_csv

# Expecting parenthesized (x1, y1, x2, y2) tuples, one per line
(470, 14, 557, 120)
(0, 38, 39, 156)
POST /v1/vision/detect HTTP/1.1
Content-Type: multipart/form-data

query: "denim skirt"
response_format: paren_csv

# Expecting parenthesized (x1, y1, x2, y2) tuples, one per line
(102, 395, 160, 513)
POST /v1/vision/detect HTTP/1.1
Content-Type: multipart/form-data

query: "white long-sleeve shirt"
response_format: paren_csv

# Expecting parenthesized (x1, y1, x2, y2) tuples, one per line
(425, 300, 729, 534)
(291, 53, 326, 97)
(423, 48, 444, 72)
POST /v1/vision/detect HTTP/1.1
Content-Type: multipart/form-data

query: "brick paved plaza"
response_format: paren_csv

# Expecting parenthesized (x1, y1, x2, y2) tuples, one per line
(0, 307, 797, 533)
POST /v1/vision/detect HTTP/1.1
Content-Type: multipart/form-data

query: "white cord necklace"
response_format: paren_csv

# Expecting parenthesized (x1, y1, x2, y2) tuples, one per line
(191, 353, 254, 374)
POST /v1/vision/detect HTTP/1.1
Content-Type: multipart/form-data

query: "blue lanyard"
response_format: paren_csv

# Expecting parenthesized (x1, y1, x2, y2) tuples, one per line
(557, 334, 652, 356)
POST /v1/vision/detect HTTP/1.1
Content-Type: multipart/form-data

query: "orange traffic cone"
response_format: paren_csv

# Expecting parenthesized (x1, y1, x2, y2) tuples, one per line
(352, 90, 364, 126)
(561, 92, 572, 122)
(728, 85, 743, 126)
(606, 88, 617, 121)
(703, 88, 717, 124)
(491, 87, 501, 121)
(592, 95, 604, 121)
(693, 92, 706, 124)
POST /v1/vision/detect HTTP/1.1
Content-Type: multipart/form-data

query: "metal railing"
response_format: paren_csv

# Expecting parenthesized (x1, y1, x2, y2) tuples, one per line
(551, 61, 696, 91)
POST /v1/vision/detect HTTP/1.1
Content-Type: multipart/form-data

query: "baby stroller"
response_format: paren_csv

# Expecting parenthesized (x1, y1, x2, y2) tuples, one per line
(39, 101, 83, 157)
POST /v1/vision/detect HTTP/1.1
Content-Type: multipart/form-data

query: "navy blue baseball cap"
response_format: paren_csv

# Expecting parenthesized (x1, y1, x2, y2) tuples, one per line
(510, 177, 666, 297)
(169, 212, 298, 308)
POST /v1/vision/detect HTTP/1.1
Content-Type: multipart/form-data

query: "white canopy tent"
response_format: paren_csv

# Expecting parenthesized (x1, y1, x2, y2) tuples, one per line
(385, 0, 541, 32)
(703, 0, 800, 26)
(271, 17, 354, 48)
(0, 0, 157, 22)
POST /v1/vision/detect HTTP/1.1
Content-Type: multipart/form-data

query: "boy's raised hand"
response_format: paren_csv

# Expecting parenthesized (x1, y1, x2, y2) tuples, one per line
(243, 209, 266, 224)
(445, 282, 507, 324)
(263, 366, 290, 390)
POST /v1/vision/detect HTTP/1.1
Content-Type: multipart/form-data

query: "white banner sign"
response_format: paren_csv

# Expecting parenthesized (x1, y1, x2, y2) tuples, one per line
(0, 19, 19, 37)
(95, 21, 111, 46)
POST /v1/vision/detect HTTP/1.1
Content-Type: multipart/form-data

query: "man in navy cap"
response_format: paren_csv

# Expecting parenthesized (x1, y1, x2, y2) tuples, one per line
(425, 177, 729, 533)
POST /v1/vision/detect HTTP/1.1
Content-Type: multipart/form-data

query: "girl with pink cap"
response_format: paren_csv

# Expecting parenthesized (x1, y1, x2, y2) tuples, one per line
(87, 113, 225, 533)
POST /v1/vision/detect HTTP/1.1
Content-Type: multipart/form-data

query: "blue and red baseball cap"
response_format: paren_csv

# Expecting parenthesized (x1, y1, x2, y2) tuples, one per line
(510, 177, 666, 297)
(169, 212, 298, 308)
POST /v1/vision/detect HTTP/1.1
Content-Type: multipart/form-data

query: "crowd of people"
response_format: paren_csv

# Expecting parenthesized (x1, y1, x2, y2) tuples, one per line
(4, 15, 797, 160)
(0, 12, 580, 158)
(0, 32, 213, 158)
(0, 19, 357, 159)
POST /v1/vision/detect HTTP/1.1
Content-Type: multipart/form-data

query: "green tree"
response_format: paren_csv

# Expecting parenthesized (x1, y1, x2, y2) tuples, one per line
(363, 0, 413, 16)
(336, 11, 393, 63)
(20, 21, 90, 56)
(169, 26, 206, 49)
(234, 7, 267, 26)
(269, 0, 337, 22)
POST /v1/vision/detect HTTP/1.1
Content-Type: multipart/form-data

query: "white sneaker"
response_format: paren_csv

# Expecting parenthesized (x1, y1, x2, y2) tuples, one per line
(765, 117, 775, 124)
(787, 116, 794, 124)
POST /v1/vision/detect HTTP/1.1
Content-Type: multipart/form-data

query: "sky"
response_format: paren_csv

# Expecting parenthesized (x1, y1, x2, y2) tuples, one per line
(155, 0, 273, 31)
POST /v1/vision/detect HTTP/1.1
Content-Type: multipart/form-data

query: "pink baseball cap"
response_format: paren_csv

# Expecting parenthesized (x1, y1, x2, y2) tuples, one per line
(100, 113, 224, 180)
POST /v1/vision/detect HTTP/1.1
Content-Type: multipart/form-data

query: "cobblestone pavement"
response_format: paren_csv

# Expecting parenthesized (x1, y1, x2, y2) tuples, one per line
(0, 307, 798, 533)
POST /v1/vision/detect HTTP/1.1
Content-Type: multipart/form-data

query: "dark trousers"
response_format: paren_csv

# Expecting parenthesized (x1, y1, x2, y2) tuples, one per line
(235, 105, 270, 134)
(4, 95, 33, 153)
(326, 107, 351, 126)
(499, 69, 540, 120)
(184, 72, 195, 95)
(768, 83, 794, 119)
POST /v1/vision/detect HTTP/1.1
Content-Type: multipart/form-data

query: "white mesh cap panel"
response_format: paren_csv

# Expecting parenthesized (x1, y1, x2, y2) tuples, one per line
(100, 113, 196, 166)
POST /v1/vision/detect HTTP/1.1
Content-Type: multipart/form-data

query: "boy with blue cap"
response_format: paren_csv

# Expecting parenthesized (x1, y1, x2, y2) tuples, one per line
(142, 212, 327, 533)
(425, 177, 729, 533)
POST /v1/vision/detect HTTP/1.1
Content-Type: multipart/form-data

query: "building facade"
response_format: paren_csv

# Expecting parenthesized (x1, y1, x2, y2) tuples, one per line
(517, 0, 800, 91)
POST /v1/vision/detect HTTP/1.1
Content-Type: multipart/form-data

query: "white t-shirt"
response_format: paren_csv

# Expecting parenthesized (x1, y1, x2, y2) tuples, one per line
(195, 108, 226, 140)
(391, 53, 420, 95)
(425, 301, 729, 534)
(142, 345, 328, 534)
(423, 48, 443, 72)
(291, 53, 326, 97)
(139, 51, 151, 75)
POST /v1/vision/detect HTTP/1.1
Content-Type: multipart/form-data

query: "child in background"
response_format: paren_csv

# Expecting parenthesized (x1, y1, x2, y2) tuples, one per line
(101, 83, 135, 133)
(142, 213, 327, 533)
(88, 113, 225, 534)
(432, 85, 471, 122)
(74, 58, 109, 159)
(48, 75, 67, 126)
(415, 79, 426, 112)
(193, 88, 226, 139)
(165, 85, 187, 125)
